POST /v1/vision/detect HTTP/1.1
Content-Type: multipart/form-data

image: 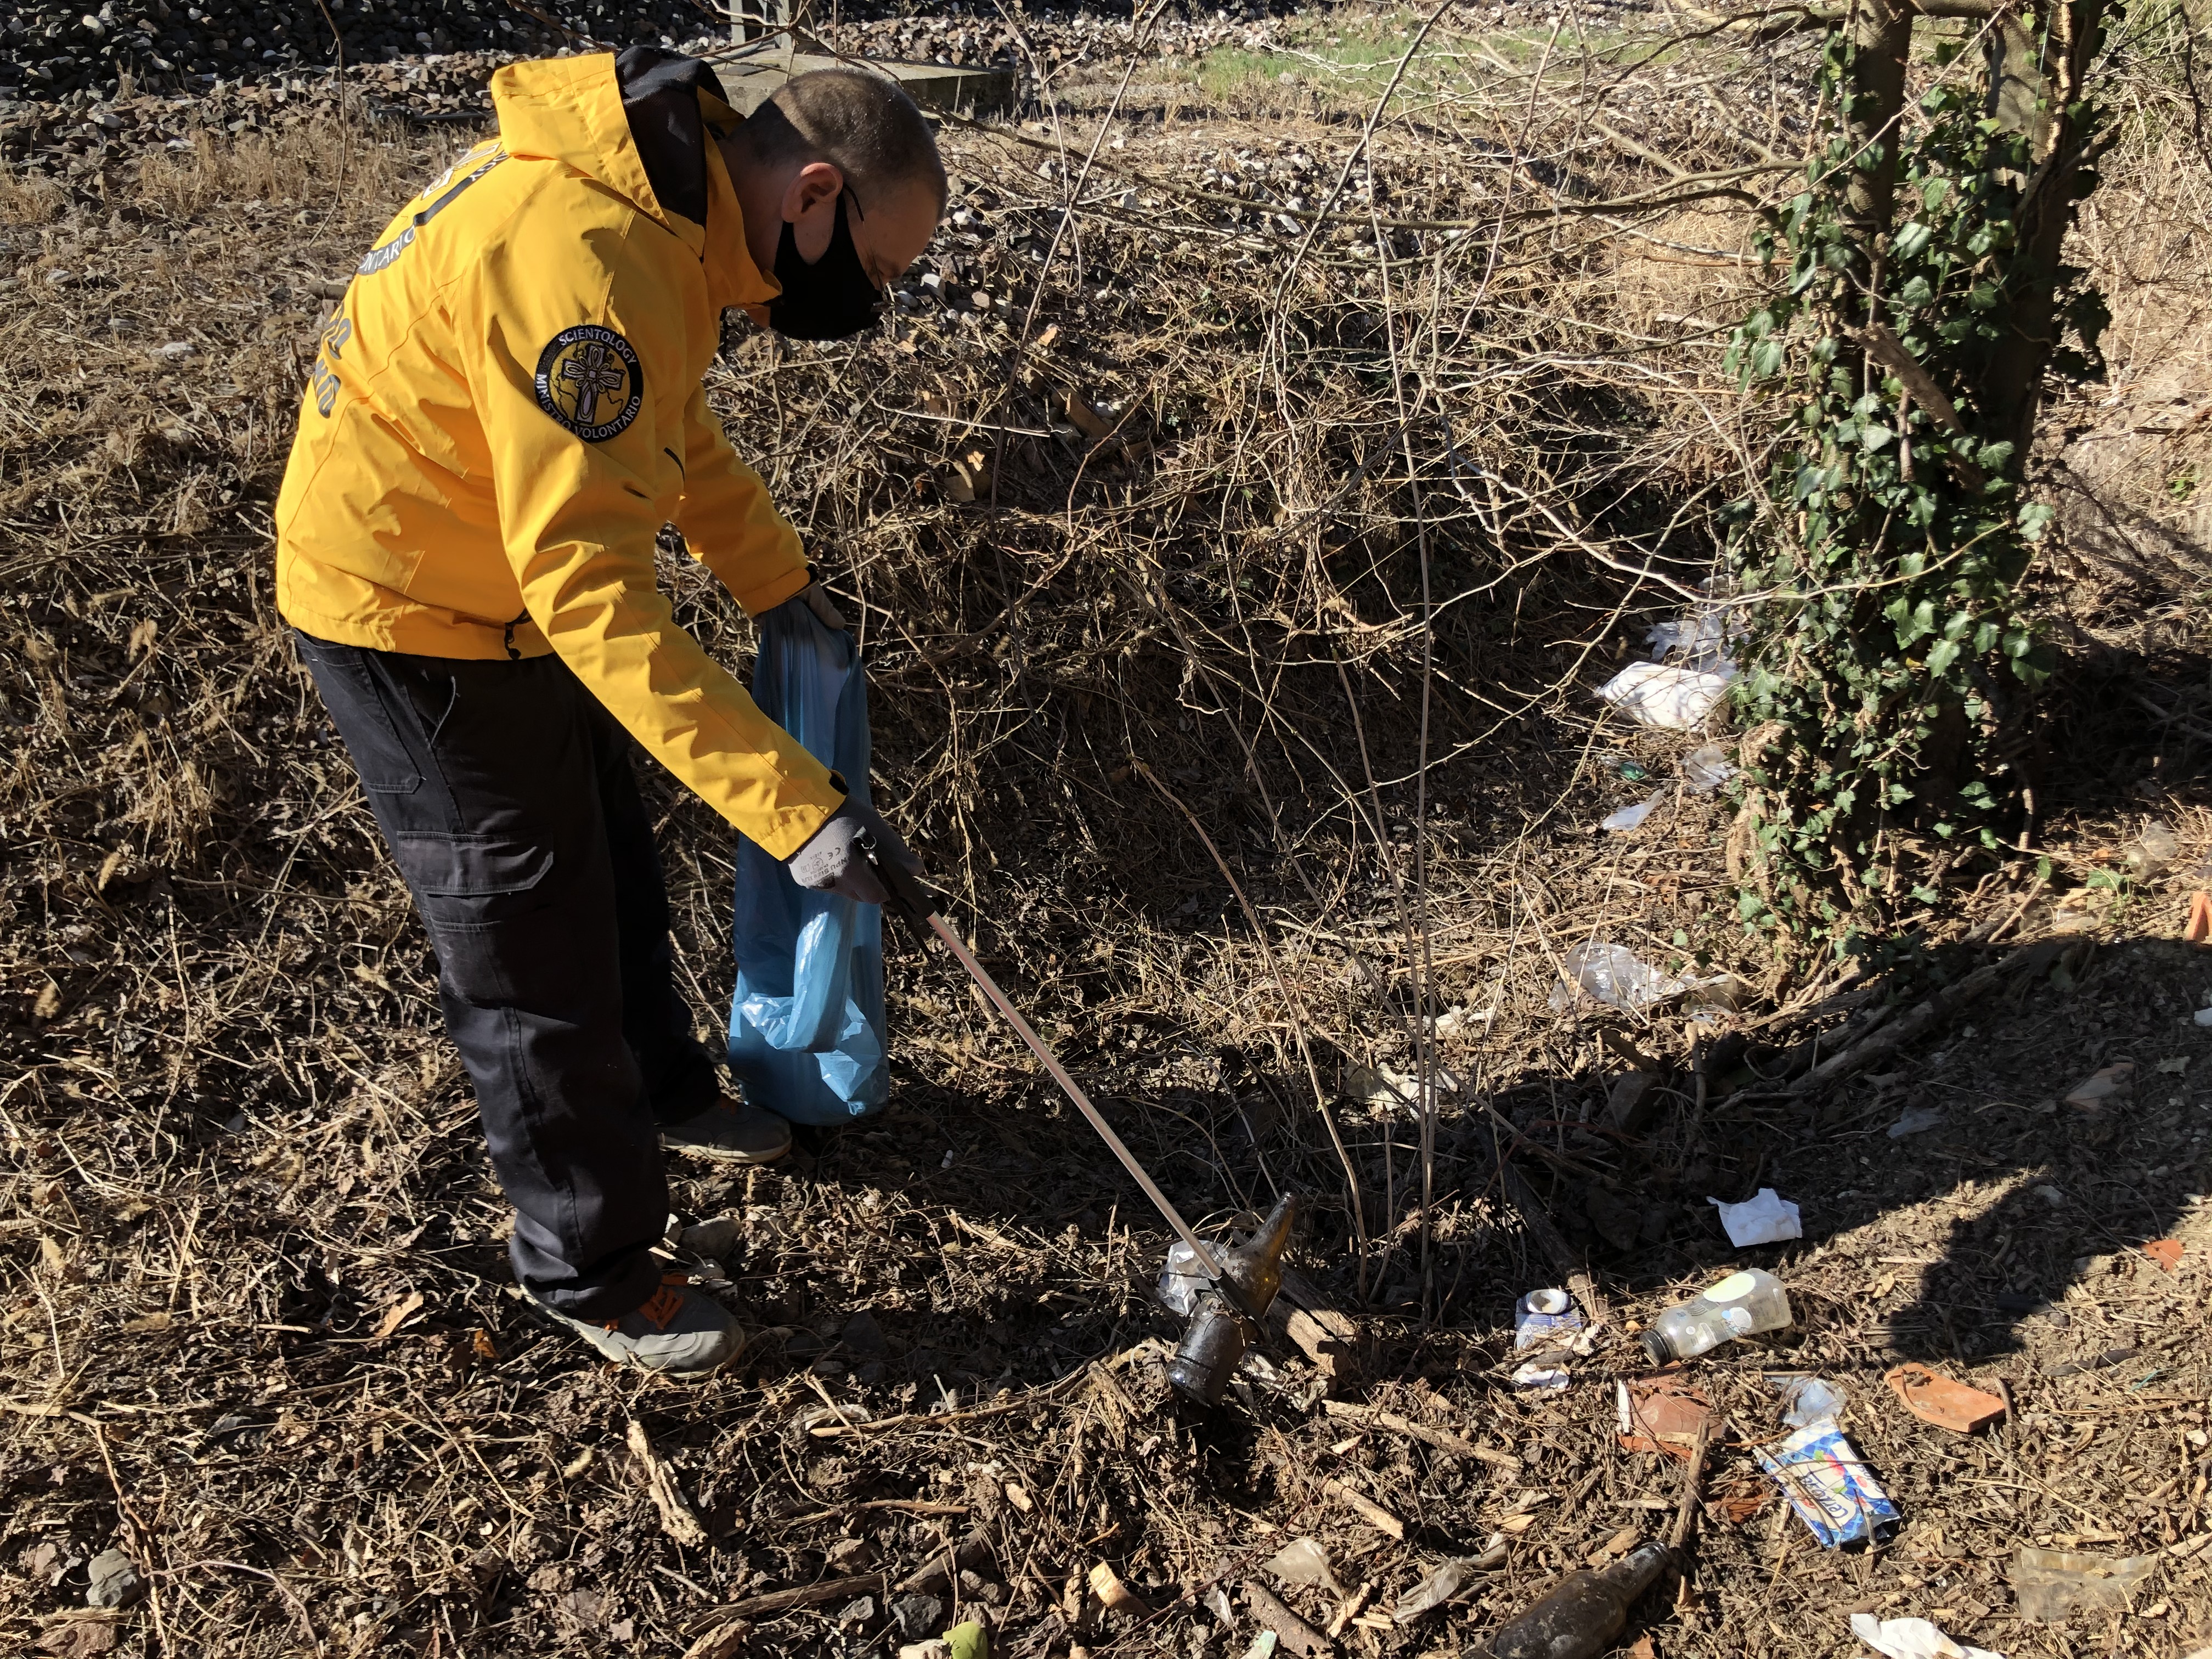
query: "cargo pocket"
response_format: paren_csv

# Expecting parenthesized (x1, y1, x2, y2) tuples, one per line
(391, 832, 561, 1006)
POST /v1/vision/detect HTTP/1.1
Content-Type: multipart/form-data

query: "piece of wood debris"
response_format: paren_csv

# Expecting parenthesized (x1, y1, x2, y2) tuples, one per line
(1319, 1401, 1521, 1475)
(1088, 1561, 1153, 1616)
(1271, 1268, 1361, 1383)
(897, 1532, 995, 1594)
(626, 1417, 709, 1548)
(1586, 1525, 1643, 1566)
(680, 1620, 751, 1659)
(1325, 1581, 1374, 1639)
(1321, 1479, 1405, 1541)
(696, 1573, 880, 1622)
(1243, 1581, 1333, 1655)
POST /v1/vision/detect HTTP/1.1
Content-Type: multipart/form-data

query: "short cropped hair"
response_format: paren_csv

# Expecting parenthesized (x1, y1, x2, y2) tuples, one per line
(746, 68, 949, 215)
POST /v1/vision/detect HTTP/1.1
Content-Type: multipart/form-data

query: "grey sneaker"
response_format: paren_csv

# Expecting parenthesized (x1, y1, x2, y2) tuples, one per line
(662, 1094, 792, 1165)
(540, 1272, 744, 1378)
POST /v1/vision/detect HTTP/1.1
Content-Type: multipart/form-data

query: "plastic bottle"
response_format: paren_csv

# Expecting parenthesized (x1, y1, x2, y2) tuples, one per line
(1638, 1268, 1793, 1365)
(1485, 1539, 1671, 1659)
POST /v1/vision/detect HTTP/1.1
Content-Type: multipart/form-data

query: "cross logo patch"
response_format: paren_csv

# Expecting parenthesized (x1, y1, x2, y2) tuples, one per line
(533, 324, 644, 442)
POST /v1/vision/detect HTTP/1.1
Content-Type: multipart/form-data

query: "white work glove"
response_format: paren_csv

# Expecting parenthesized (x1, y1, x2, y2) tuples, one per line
(786, 798, 924, 905)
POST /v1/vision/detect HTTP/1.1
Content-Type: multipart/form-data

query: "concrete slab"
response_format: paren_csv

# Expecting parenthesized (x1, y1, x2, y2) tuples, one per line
(718, 49, 1015, 118)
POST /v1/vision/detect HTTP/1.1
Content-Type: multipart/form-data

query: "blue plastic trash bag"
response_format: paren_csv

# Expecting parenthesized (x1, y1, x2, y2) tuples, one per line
(725, 600, 887, 1125)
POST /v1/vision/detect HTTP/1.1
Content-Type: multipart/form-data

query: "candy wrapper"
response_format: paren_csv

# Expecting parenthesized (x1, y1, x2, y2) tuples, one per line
(1751, 1418, 1898, 1545)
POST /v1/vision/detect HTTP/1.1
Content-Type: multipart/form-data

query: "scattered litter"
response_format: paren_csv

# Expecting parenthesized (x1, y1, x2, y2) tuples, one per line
(1513, 1361, 1572, 1392)
(85, 1548, 144, 1609)
(1849, 1612, 2003, 1659)
(1488, 1539, 1672, 1659)
(1431, 1003, 1494, 1038)
(1264, 1538, 1341, 1594)
(1156, 1238, 1211, 1318)
(1237, 1634, 1280, 1659)
(1681, 741, 1736, 793)
(1342, 1062, 1459, 1109)
(1598, 661, 1733, 731)
(1516, 1287, 1584, 1351)
(1751, 1418, 1898, 1546)
(1088, 1561, 1151, 1617)
(1640, 1268, 1793, 1363)
(2063, 1062, 2134, 1110)
(1770, 1374, 1848, 1430)
(1393, 1557, 1483, 1622)
(2145, 1238, 2185, 1273)
(1601, 792, 1662, 833)
(2128, 819, 2179, 877)
(1647, 609, 1735, 672)
(1884, 1364, 2006, 1434)
(1708, 1188, 1803, 1247)
(1549, 942, 1688, 1013)
(2008, 1545, 2158, 1623)
(1887, 1105, 1947, 1139)
(2187, 890, 2212, 944)
(1617, 1376, 1713, 1458)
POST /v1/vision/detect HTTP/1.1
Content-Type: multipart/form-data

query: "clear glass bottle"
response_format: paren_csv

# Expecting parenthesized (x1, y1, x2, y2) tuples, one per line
(1638, 1268, 1793, 1365)
(1486, 1539, 1672, 1659)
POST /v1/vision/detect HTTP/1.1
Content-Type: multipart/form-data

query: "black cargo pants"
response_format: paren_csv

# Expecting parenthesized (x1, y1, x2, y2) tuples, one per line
(294, 630, 720, 1318)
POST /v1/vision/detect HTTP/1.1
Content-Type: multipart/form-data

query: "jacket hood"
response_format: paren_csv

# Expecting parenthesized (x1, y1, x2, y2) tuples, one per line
(488, 50, 776, 316)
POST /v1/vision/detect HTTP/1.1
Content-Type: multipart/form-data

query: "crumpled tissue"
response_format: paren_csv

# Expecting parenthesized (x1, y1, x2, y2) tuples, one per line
(1709, 1187, 1803, 1246)
(1850, 1613, 2003, 1659)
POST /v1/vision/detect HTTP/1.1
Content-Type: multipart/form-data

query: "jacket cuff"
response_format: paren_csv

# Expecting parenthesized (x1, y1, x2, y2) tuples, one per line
(709, 554, 810, 619)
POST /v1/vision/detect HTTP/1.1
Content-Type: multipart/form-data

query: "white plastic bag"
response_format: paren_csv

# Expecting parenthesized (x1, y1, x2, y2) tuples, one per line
(1598, 661, 1733, 731)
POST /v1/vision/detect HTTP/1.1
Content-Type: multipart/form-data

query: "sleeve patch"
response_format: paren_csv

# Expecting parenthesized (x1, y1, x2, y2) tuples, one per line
(534, 325, 645, 441)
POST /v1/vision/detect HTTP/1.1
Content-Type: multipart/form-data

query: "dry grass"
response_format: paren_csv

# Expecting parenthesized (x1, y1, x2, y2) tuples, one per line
(1, 9, 2210, 1656)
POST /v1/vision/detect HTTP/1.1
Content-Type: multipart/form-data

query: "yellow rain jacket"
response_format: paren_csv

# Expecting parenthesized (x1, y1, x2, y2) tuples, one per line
(274, 49, 842, 859)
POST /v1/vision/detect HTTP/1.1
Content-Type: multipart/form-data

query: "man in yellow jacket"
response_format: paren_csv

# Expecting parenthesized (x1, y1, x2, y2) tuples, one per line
(275, 48, 940, 1377)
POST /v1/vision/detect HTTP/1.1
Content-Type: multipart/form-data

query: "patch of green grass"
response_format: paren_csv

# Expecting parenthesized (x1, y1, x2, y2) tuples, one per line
(1189, 16, 1643, 110)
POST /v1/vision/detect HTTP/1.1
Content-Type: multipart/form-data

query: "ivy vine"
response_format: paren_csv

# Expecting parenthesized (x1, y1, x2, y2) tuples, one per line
(1722, 18, 2112, 955)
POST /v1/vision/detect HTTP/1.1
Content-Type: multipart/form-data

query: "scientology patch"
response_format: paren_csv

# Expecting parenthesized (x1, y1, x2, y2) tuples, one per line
(533, 325, 644, 442)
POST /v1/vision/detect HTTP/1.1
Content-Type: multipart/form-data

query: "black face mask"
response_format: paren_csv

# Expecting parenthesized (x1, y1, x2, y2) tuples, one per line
(767, 191, 884, 341)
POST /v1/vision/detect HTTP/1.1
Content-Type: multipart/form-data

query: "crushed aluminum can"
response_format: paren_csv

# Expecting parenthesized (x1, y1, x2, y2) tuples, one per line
(1514, 1287, 1583, 1351)
(1750, 1418, 1898, 1546)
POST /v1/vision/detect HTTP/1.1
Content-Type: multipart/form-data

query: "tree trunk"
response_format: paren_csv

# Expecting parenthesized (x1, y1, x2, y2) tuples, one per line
(1844, 0, 1915, 309)
(1972, 0, 2111, 463)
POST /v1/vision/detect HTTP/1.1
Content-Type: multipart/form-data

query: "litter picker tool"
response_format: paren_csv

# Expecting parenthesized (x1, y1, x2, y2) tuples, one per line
(859, 832, 1296, 1402)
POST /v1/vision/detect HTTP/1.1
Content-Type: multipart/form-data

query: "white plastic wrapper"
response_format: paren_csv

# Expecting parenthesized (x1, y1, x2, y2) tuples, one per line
(1769, 1374, 1847, 1429)
(1548, 941, 1688, 1013)
(1598, 661, 1733, 731)
(1680, 741, 1736, 793)
(1601, 792, 1662, 833)
(1709, 1187, 1803, 1246)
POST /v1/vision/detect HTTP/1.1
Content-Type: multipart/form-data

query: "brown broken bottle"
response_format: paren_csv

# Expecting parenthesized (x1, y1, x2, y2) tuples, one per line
(1482, 1539, 1671, 1659)
(1166, 1193, 1298, 1404)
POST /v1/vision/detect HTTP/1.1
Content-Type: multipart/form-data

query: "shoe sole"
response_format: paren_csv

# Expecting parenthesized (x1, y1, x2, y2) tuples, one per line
(663, 1137, 791, 1166)
(555, 1312, 748, 1380)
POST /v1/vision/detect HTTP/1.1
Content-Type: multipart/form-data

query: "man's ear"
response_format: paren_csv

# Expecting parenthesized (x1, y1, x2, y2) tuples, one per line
(781, 159, 845, 223)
